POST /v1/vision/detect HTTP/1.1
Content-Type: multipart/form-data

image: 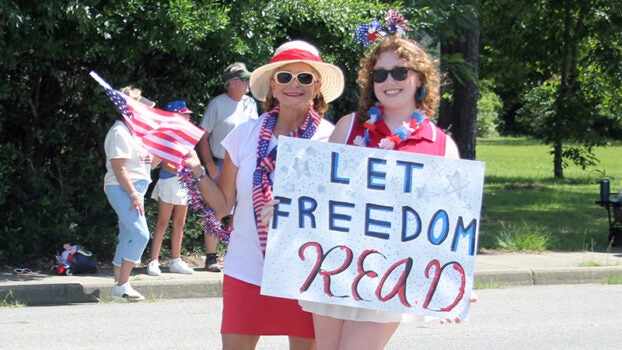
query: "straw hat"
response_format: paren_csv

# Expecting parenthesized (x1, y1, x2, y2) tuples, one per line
(249, 40, 344, 102)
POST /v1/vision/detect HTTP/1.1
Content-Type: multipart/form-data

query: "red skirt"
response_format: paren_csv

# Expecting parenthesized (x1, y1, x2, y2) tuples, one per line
(221, 275, 315, 338)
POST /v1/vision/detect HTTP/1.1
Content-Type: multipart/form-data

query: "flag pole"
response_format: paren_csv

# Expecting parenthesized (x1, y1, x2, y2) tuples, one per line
(89, 71, 112, 90)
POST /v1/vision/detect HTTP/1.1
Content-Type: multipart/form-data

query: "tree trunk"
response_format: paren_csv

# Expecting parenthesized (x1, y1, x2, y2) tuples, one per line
(553, 139, 564, 178)
(439, 4, 480, 160)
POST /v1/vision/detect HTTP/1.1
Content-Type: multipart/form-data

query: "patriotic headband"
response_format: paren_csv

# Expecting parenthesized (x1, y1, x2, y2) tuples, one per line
(355, 9, 411, 47)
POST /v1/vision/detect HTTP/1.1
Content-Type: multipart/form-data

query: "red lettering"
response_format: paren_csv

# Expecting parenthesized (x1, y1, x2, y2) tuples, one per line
(352, 249, 382, 301)
(376, 258, 413, 307)
(299, 242, 352, 297)
(423, 260, 466, 312)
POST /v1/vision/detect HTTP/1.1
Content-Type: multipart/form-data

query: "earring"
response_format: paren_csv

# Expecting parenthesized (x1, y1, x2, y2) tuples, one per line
(415, 84, 426, 102)
(367, 89, 376, 101)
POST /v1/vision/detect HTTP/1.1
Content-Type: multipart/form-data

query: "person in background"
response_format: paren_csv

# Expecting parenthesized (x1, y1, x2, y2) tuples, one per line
(307, 35, 476, 349)
(146, 100, 195, 276)
(185, 40, 344, 349)
(198, 62, 258, 272)
(104, 86, 160, 301)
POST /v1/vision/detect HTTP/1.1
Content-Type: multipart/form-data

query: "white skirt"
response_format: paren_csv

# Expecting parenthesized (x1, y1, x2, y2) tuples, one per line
(298, 300, 429, 323)
(150, 176, 188, 205)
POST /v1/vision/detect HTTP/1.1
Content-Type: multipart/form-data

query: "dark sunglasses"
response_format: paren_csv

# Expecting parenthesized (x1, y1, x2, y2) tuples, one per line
(371, 67, 416, 83)
(274, 71, 316, 86)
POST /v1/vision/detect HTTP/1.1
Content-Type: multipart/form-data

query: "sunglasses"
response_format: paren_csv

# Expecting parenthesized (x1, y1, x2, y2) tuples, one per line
(274, 71, 316, 86)
(371, 67, 416, 83)
(231, 77, 249, 82)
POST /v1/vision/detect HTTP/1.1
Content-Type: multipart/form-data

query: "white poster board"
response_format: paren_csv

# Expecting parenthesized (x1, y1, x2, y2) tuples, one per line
(261, 137, 485, 319)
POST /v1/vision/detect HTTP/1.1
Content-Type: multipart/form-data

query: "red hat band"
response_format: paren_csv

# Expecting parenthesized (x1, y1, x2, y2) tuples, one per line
(269, 48, 324, 64)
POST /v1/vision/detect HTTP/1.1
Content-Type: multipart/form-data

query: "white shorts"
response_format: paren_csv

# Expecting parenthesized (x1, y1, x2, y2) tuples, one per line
(298, 300, 428, 323)
(150, 176, 188, 205)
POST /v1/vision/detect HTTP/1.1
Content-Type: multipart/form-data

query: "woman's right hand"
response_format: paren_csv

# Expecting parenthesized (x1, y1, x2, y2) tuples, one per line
(260, 199, 280, 227)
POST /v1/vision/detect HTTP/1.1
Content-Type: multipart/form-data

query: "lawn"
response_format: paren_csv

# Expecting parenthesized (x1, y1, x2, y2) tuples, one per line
(476, 137, 622, 252)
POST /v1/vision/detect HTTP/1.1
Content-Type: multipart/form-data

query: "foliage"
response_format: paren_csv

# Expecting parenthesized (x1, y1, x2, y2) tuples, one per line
(492, 221, 553, 252)
(477, 80, 503, 138)
(480, 0, 622, 178)
(1, 0, 431, 265)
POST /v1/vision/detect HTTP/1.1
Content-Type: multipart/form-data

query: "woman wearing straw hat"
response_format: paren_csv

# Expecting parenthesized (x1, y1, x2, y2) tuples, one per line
(185, 40, 344, 349)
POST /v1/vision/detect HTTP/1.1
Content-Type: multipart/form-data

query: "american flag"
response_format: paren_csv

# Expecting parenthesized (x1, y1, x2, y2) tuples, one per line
(90, 71, 204, 168)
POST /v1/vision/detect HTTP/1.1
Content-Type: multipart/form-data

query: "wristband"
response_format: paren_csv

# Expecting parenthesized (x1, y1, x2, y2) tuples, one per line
(195, 166, 207, 182)
(129, 191, 140, 198)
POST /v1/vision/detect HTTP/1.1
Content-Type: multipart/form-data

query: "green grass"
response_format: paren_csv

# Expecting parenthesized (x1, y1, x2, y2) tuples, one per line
(476, 137, 622, 252)
(0, 291, 26, 308)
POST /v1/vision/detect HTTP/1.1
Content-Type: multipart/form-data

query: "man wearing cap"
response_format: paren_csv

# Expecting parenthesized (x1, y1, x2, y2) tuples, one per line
(198, 62, 258, 272)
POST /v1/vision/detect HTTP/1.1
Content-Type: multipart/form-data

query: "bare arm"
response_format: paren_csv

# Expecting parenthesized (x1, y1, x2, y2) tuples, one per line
(151, 156, 162, 169)
(198, 132, 220, 179)
(329, 113, 354, 144)
(444, 136, 460, 159)
(186, 150, 237, 219)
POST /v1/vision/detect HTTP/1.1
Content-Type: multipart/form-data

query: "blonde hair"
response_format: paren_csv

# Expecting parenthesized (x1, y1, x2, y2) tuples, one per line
(356, 36, 440, 124)
(119, 86, 142, 101)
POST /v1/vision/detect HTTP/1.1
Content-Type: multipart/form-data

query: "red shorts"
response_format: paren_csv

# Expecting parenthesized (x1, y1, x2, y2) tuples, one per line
(221, 275, 315, 338)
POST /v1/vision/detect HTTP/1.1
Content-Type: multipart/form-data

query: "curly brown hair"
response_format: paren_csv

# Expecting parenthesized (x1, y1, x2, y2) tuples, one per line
(356, 36, 440, 124)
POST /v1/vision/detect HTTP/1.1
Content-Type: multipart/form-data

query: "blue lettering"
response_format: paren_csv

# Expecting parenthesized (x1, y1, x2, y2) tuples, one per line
(330, 152, 350, 184)
(365, 204, 392, 239)
(329, 200, 354, 232)
(451, 217, 478, 256)
(401, 206, 422, 241)
(367, 158, 386, 190)
(298, 196, 317, 229)
(428, 210, 449, 245)
(396, 160, 424, 193)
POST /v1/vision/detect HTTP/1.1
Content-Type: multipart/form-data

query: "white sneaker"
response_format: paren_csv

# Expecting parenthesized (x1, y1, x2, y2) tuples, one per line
(146, 260, 161, 276)
(168, 259, 194, 274)
(111, 282, 145, 302)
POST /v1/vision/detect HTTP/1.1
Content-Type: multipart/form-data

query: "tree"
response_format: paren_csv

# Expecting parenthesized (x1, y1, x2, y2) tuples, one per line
(481, 0, 622, 178)
(437, 1, 480, 160)
(0, 0, 483, 265)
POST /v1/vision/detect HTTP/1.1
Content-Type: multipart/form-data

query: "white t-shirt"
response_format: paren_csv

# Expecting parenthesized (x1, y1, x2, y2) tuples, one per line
(221, 114, 334, 286)
(200, 93, 258, 160)
(103, 120, 153, 187)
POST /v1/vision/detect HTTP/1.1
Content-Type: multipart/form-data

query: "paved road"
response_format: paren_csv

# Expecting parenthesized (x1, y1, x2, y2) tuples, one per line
(2, 284, 622, 349)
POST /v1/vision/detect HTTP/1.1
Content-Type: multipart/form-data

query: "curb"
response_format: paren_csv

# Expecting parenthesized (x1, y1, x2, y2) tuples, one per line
(3, 266, 622, 306)
(474, 266, 622, 288)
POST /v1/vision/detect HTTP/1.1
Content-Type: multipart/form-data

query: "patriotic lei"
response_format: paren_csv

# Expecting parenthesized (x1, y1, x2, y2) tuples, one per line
(178, 166, 231, 244)
(355, 103, 426, 150)
(252, 106, 320, 254)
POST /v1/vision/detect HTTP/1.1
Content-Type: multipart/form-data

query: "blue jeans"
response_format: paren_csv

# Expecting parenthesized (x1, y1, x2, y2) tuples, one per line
(104, 180, 150, 266)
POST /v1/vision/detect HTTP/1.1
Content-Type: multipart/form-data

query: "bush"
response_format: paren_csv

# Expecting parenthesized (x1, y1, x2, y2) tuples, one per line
(477, 80, 503, 137)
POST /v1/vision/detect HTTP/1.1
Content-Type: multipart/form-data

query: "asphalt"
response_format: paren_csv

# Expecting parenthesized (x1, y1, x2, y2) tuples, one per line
(2, 249, 622, 306)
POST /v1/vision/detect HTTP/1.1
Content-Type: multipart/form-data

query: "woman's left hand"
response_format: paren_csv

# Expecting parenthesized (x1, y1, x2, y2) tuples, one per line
(130, 196, 144, 216)
(183, 150, 200, 169)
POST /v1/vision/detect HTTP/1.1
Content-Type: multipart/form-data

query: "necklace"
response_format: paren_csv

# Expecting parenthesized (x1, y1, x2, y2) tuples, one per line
(361, 103, 426, 150)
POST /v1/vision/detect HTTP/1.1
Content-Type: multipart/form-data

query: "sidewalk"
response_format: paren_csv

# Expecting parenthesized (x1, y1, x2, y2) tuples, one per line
(2, 249, 622, 306)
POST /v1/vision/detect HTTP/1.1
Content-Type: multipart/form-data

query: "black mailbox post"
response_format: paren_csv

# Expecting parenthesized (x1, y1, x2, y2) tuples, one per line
(596, 179, 622, 246)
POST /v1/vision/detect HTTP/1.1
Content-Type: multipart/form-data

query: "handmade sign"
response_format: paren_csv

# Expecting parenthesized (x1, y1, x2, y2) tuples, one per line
(261, 137, 485, 319)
